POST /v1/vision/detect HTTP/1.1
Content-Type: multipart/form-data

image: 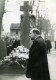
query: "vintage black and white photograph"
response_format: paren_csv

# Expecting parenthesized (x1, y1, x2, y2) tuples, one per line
(0, 0, 56, 80)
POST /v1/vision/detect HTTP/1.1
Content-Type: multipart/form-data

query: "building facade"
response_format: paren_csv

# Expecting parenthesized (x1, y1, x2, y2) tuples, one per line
(10, 23, 21, 40)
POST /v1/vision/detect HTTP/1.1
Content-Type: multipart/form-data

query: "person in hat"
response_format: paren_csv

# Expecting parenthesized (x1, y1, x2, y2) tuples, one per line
(26, 28, 50, 80)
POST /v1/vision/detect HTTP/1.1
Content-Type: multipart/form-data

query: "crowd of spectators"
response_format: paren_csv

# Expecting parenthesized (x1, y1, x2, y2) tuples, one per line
(1, 36, 20, 56)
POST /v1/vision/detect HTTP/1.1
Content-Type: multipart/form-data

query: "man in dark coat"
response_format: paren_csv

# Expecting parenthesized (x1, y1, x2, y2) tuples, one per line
(45, 39, 52, 53)
(13, 37, 20, 49)
(26, 28, 50, 80)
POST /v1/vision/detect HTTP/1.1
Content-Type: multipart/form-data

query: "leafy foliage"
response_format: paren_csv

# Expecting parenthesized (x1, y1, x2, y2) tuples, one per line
(38, 16, 51, 33)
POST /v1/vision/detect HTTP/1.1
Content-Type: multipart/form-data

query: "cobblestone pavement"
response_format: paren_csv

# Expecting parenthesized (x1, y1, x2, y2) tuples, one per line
(0, 42, 56, 80)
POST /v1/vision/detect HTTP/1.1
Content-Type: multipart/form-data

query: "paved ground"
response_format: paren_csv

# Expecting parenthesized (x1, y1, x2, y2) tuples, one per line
(47, 42, 56, 80)
(0, 42, 56, 80)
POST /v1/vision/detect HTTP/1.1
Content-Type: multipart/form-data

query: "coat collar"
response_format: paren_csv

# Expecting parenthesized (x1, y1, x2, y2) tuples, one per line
(33, 35, 41, 43)
(35, 35, 41, 40)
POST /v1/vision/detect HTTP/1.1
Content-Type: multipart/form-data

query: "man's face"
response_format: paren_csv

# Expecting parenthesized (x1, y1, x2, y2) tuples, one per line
(29, 30, 35, 40)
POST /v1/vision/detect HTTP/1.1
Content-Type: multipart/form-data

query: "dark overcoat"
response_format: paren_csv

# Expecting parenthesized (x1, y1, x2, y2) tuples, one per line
(26, 36, 50, 80)
(45, 40, 52, 50)
(13, 40, 20, 48)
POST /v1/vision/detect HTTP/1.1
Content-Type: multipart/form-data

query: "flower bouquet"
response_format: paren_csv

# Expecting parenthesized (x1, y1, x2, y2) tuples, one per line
(2, 45, 29, 68)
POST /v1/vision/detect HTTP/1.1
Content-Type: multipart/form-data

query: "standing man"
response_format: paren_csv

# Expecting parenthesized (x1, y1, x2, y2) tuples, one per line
(45, 39, 52, 53)
(26, 28, 50, 80)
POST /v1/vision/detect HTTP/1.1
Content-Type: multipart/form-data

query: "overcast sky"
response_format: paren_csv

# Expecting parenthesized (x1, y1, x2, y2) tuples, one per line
(2, 0, 56, 33)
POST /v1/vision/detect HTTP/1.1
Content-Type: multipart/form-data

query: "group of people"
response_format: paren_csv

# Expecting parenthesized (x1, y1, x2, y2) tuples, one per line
(6, 36, 20, 56)
(0, 36, 20, 60)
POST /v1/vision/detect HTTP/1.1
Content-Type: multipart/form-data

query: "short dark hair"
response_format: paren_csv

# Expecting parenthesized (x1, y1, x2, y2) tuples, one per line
(33, 29, 40, 34)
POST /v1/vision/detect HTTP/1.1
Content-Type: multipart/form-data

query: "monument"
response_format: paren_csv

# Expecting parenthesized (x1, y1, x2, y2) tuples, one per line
(20, 1, 32, 49)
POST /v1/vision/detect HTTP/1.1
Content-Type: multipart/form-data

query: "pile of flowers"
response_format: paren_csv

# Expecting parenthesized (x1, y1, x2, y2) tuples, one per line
(0, 45, 29, 68)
